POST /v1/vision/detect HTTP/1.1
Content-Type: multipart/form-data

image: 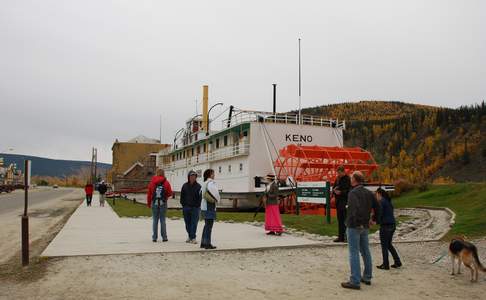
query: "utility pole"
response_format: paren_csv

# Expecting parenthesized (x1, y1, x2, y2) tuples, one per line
(90, 148, 98, 183)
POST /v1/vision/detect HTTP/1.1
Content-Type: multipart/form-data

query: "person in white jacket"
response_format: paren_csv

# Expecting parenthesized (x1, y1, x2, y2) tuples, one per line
(200, 169, 220, 249)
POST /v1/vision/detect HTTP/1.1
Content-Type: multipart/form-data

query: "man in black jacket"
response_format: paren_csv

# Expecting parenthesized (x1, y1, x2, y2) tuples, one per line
(180, 170, 202, 244)
(332, 166, 351, 242)
(341, 171, 381, 290)
(98, 181, 108, 207)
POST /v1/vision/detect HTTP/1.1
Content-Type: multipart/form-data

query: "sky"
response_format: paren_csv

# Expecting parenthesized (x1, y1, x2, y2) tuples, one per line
(1, 0, 485, 163)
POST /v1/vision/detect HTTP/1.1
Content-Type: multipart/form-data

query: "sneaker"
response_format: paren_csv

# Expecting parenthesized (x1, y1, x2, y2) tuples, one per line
(185, 238, 191, 243)
(391, 263, 402, 268)
(152, 239, 157, 243)
(190, 239, 198, 244)
(204, 245, 217, 250)
(341, 282, 360, 290)
(162, 239, 168, 242)
(333, 238, 344, 243)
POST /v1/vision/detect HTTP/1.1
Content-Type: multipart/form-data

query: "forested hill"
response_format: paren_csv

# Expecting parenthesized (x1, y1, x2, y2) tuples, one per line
(301, 101, 486, 183)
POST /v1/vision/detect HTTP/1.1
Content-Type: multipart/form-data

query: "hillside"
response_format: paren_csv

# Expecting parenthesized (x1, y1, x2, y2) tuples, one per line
(302, 101, 486, 183)
(0, 153, 111, 178)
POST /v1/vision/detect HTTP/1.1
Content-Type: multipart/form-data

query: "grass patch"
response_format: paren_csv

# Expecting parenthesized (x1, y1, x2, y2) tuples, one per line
(107, 198, 348, 236)
(394, 182, 486, 238)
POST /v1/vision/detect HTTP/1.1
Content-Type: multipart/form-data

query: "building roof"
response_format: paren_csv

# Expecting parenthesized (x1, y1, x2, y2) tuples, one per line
(126, 135, 160, 144)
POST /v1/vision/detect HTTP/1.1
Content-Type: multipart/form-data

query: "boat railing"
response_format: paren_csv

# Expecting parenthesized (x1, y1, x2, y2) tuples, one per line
(221, 110, 345, 129)
(161, 142, 250, 170)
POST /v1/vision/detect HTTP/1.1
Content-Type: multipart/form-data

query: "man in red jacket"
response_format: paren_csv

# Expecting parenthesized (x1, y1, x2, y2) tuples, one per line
(147, 169, 173, 242)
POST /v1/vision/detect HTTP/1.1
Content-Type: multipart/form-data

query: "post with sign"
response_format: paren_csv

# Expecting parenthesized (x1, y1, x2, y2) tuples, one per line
(21, 160, 31, 266)
(296, 181, 331, 224)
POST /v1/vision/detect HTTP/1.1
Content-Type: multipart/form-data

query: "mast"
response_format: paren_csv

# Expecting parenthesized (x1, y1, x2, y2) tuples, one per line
(298, 38, 302, 125)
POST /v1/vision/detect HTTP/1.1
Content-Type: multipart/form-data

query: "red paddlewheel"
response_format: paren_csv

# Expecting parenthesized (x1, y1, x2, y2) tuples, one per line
(274, 145, 379, 215)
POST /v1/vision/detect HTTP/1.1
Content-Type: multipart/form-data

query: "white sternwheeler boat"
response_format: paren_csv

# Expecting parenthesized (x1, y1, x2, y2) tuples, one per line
(157, 85, 347, 209)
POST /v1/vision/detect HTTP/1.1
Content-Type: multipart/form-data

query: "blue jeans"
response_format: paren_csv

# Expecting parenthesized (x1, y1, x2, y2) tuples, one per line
(201, 219, 214, 246)
(152, 203, 167, 241)
(347, 227, 372, 285)
(183, 206, 200, 240)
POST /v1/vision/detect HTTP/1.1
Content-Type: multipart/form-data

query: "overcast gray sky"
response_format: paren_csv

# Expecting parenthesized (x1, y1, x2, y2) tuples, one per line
(1, 0, 485, 163)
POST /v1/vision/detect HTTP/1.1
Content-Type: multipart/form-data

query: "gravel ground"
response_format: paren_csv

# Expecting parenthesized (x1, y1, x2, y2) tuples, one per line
(1, 239, 485, 300)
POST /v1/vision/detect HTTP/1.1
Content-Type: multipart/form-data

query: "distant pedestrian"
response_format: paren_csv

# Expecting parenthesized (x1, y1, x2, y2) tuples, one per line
(332, 166, 351, 243)
(264, 175, 283, 236)
(341, 171, 381, 290)
(180, 170, 202, 244)
(376, 188, 402, 270)
(84, 182, 94, 206)
(200, 169, 220, 250)
(98, 180, 107, 207)
(147, 169, 173, 243)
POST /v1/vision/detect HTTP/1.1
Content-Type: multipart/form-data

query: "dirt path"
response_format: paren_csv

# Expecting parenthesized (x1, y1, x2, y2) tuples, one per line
(1, 239, 485, 300)
(0, 188, 82, 265)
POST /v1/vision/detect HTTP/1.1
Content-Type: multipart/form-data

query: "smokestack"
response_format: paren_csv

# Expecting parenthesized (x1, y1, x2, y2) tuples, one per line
(272, 83, 277, 114)
(202, 85, 209, 132)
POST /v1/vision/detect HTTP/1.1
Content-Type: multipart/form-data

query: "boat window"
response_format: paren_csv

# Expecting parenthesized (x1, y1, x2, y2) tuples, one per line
(228, 165, 231, 173)
(223, 135, 228, 146)
(243, 131, 248, 137)
(216, 138, 220, 149)
(218, 166, 222, 173)
(203, 143, 207, 152)
(191, 148, 194, 156)
(239, 163, 243, 171)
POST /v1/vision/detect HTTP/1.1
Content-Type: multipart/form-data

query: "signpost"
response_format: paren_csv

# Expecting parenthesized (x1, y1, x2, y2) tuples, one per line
(296, 181, 331, 224)
(22, 160, 31, 266)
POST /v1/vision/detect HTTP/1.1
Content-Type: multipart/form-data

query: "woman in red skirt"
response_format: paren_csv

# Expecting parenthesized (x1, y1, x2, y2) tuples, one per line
(265, 177, 283, 235)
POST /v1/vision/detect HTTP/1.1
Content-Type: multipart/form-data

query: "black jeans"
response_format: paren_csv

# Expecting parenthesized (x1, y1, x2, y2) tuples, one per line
(379, 224, 401, 267)
(336, 207, 347, 241)
(201, 219, 214, 246)
(86, 195, 92, 206)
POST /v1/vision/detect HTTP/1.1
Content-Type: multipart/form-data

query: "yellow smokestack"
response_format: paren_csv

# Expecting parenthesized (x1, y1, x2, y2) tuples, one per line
(202, 85, 209, 132)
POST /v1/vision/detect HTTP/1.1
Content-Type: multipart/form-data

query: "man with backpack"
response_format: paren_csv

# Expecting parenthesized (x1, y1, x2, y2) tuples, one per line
(97, 180, 108, 207)
(147, 169, 173, 243)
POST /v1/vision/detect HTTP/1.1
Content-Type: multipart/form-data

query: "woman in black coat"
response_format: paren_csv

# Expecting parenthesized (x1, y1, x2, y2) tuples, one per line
(376, 188, 402, 270)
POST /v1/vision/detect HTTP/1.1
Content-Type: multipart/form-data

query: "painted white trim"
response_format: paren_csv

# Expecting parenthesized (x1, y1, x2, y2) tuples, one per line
(123, 162, 144, 176)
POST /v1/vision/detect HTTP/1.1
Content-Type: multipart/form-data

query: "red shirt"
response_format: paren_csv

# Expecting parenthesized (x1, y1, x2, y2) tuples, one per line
(84, 184, 94, 196)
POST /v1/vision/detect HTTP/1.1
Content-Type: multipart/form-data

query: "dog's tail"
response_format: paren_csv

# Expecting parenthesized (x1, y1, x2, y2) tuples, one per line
(471, 245, 486, 272)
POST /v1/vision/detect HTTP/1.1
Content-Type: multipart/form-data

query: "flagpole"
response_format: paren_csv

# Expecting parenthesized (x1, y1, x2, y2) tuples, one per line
(298, 38, 302, 125)
(159, 114, 162, 143)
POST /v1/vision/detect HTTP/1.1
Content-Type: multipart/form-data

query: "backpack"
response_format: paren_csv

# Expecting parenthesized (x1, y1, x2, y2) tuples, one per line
(152, 180, 166, 207)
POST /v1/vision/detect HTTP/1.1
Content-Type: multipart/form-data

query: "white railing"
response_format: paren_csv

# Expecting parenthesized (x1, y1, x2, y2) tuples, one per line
(161, 143, 250, 170)
(222, 110, 345, 129)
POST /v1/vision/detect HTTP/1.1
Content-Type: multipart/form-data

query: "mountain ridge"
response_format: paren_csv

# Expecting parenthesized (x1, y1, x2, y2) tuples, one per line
(0, 153, 111, 177)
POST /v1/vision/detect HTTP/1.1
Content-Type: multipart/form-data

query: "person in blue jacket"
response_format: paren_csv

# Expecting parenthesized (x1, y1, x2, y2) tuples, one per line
(376, 188, 402, 270)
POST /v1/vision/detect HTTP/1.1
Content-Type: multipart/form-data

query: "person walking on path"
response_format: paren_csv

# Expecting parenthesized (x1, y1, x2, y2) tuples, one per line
(147, 169, 173, 243)
(200, 169, 220, 250)
(180, 170, 202, 244)
(264, 176, 283, 235)
(332, 166, 351, 242)
(341, 171, 381, 290)
(376, 188, 402, 270)
(84, 182, 94, 207)
(97, 180, 108, 207)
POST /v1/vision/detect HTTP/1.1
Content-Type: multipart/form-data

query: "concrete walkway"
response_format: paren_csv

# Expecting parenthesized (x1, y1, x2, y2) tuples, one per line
(42, 195, 320, 257)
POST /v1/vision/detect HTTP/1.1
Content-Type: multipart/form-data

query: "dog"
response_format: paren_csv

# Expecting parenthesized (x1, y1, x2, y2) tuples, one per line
(449, 236, 486, 282)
